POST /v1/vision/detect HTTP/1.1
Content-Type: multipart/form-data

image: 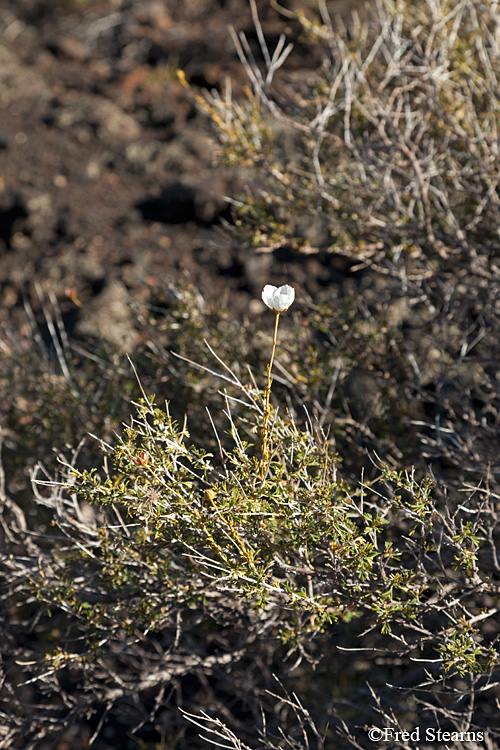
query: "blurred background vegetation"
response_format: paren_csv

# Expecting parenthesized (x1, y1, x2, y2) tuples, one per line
(1, 0, 500, 748)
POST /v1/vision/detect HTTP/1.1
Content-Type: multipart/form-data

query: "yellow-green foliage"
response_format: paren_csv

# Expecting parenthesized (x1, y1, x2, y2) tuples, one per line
(32, 383, 497, 663)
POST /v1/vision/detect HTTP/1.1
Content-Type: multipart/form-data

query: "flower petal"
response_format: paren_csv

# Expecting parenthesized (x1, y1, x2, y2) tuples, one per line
(261, 284, 278, 309)
(276, 284, 295, 311)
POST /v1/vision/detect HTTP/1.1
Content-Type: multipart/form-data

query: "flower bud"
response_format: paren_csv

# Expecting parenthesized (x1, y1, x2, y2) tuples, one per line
(261, 284, 295, 312)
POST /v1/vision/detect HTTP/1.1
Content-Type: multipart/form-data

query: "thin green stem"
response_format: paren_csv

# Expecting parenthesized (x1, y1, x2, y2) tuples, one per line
(261, 311, 280, 475)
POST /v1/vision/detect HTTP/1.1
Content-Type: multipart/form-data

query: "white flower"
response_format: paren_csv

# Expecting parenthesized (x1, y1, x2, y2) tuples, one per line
(261, 284, 295, 312)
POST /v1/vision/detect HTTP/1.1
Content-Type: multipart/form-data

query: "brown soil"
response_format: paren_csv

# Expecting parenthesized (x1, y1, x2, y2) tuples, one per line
(0, 0, 373, 347)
